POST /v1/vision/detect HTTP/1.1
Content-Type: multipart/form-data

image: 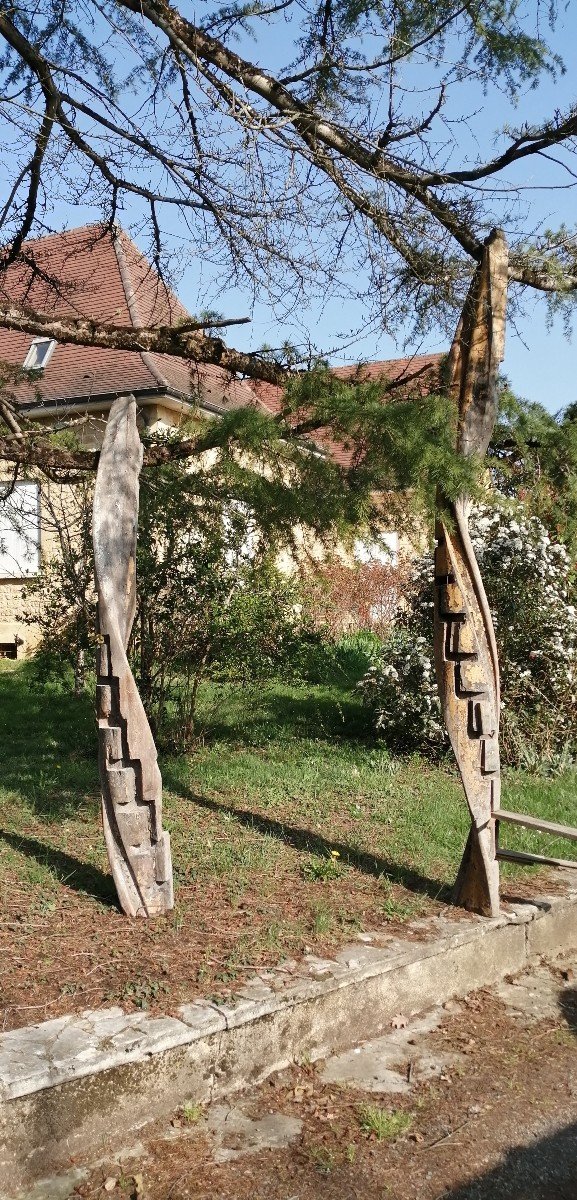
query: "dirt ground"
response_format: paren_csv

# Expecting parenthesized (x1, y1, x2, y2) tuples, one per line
(49, 951, 577, 1200)
(0, 847, 559, 1035)
(0, 876, 446, 1033)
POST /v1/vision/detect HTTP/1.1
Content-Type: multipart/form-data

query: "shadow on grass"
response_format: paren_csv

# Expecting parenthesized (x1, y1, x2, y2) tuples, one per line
(252, 687, 372, 743)
(165, 774, 450, 903)
(0, 665, 98, 819)
(0, 829, 117, 907)
(194, 678, 375, 747)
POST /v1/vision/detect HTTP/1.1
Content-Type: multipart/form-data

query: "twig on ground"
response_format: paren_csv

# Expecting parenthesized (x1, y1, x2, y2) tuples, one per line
(424, 1120, 470, 1149)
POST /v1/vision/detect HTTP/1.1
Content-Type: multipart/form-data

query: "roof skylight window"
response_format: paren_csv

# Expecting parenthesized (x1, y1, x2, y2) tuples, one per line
(23, 337, 57, 370)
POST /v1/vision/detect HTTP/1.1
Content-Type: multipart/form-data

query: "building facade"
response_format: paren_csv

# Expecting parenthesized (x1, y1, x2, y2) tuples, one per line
(0, 223, 442, 655)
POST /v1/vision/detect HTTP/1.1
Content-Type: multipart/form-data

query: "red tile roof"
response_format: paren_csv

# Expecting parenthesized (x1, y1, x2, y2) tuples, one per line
(0, 224, 258, 413)
(250, 354, 444, 466)
(0, 224, 444, 465)
(250, 355, 442, 414)
(331, 354, 443, 388)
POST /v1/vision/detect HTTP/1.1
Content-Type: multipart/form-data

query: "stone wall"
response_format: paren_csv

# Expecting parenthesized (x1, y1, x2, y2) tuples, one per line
(0, 579, 40, 654)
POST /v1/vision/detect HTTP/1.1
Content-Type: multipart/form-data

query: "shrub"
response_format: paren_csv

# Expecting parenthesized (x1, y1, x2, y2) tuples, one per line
(359, 629, 446, 753)
(302, 558, 405, 639)
(297, 552, 408, 687)
(298, 629, 383, 686)
(470, 504, 577, 766)
(135, 553, 307, 751)
(113, 463, 314, 748)
(360, 501, 577, 767)
(23, 465, 313, 748)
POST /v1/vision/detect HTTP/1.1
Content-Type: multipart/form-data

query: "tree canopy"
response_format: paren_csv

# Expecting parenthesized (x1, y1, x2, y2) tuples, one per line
(491, 389, 577, 553)
(1, 2, 577, 345)
(1, 2, 576, 508)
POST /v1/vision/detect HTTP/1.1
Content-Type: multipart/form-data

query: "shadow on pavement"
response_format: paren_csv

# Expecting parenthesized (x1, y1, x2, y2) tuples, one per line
(558, 984, 577, 1033)
(438, 1117, 577, 1200)
(441, 985, 577, 1199)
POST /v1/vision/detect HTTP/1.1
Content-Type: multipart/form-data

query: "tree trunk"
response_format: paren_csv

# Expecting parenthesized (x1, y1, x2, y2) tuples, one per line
(74, 645, 85, 697)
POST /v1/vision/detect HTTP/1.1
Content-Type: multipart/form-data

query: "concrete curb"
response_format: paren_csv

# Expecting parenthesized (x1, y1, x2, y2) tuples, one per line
(2, 880, 577, 1194)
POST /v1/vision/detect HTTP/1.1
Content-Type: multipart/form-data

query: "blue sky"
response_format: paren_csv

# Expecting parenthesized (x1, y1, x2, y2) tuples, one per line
(170, 5, 577, 416)
(7, 2, 577, 416)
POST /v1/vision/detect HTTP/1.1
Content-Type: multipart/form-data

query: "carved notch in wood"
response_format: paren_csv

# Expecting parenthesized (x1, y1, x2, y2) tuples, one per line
(434, 229, 508, 918)
(434, 506, 500, 917)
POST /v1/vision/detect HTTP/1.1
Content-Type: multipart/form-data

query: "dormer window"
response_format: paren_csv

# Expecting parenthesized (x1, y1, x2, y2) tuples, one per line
(23, 337, 57, 370)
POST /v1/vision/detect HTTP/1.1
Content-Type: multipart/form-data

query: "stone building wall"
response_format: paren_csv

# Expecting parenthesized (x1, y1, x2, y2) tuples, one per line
(0, 473, 88, 657)
(0, 399, 420, 657)
(0, 400, 184, 657)
(0, 579, 36, 654)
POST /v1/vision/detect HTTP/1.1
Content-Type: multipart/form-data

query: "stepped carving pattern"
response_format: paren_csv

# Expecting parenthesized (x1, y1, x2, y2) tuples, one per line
(434, 229, 508, 917)
(93, 394, 173, 917)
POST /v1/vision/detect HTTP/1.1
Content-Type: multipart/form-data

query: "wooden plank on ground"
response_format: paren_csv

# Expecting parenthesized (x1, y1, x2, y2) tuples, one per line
(493, 810, 577, 842)
(496, 848, 577, 870)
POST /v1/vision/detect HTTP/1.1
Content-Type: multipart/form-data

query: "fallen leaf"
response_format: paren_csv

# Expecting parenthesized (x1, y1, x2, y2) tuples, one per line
(132, 1173, 145, 1197)
(391, 1014, 408, 1029)
(103, 1179, 117, 1193)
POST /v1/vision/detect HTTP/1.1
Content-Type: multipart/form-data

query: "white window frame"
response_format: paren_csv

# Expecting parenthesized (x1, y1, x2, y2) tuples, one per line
(23, 337, 57, 370)
(0, 481, 41, 579)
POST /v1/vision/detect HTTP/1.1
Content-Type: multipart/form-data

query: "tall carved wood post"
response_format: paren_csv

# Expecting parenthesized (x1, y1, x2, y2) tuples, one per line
(93, 394, 174, 917)
(434, 229, 509, 918)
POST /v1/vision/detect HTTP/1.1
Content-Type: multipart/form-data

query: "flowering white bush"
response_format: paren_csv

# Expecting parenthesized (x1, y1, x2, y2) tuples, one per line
(360, 500, 577, 766)
(469, 502, 577, 765)
(359, 631, 446, 752)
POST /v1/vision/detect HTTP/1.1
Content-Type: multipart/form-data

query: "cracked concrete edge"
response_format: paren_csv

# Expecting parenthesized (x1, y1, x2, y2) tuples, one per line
(0, 902, 540, 1104)
(1, 883, 576, 1195)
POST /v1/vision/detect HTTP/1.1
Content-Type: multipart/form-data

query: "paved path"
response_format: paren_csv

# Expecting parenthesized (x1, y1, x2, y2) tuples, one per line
(19, 951, 577, 1199)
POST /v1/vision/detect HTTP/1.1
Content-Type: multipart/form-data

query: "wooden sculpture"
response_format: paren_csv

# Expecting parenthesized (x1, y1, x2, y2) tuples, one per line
(434, 229, 508, 918)
(93, 394, 174, 917)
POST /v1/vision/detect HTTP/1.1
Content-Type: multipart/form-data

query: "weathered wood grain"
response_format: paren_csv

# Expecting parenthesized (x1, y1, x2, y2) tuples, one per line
(93, 394, 174, 917)
(494, 810, 577, 841)
(435, 230, 508, 918)
(496, 848, 577, 870)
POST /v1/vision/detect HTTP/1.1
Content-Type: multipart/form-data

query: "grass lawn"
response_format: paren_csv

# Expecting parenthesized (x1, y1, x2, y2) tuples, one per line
(1, 659, 575, 1030)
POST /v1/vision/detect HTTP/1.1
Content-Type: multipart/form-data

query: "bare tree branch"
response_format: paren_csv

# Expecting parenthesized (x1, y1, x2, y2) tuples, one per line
(0, 303, 287, 383)
(0, 0, 576, 368)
